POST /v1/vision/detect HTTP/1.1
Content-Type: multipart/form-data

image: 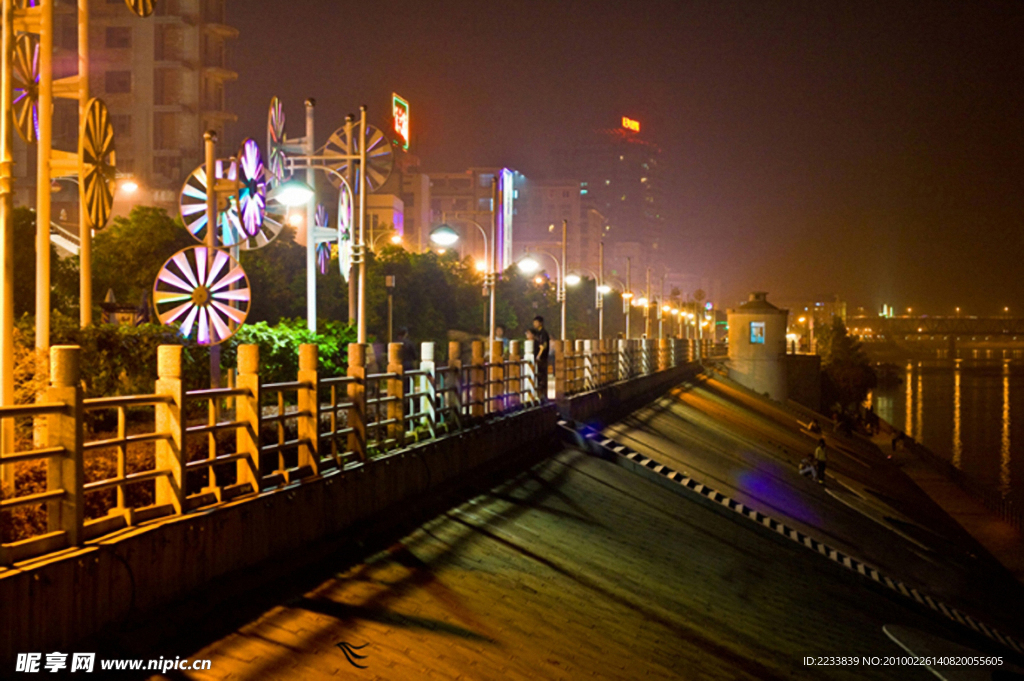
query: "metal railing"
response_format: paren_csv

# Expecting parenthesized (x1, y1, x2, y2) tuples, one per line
(0, 334, 698, 565)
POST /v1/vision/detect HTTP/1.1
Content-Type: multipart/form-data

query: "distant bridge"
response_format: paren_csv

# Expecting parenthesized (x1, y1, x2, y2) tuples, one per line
(848, 316, 1024, 338)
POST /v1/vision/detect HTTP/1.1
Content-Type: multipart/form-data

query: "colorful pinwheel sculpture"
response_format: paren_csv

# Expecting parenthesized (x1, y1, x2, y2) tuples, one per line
(237, 138, 267, 237)
(315, 204, 331, 274)
(337, 178, 353, 281)
(266, 97, 287, 184)
(11, 33, 40, 144)
(153, 246, 250, 346)
(180, 160, 245, 248)
(321, 123, 394, 192)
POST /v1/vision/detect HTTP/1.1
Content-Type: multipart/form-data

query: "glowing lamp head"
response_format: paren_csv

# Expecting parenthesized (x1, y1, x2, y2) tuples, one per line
(390, 234, 403, 245)
(429, 224, 460, 247)
(671, 308, 679, 315)
(119, 179, 139, 194)
(287, 212, 303, 227)
(636, 297, 649, 307)
(272, 178, 315, 207)
(661, 305, 670, 312)
(798, 316, 806, 323)
(474, 259, 487, 272)
(534, 276, 545, 285)
(597, 284, 612, 294)
(517, 256, 541, 274)
(564, 273, 581, 286)
(622, 291, 633, 300)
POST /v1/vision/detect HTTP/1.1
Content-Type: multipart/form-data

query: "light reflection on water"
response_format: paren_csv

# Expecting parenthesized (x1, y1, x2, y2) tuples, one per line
(874, 360, 1021, 503)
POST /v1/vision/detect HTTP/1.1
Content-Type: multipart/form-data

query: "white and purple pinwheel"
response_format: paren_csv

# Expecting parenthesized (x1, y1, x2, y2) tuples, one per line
(237, 138, 267, 237)
(153, 246, 251, 346)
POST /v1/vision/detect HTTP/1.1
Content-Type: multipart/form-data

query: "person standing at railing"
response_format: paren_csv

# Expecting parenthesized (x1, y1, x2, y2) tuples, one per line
(531, 316, 550, 401)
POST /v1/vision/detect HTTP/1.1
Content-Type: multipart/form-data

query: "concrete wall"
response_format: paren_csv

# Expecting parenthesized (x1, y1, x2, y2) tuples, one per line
(0, 407, 557, 661)
(727, 311, 788, 400)
(785, 354, 822, 412)
(563, 363, 700, 426)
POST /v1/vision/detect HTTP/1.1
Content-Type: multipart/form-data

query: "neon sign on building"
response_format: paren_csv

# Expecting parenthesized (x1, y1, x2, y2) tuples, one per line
(621, 116, 640, 133)
(392, 93, 410, 150)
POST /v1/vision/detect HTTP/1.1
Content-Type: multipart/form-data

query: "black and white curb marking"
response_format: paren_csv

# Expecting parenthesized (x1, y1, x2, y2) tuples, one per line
(558, 420, 1024, 656)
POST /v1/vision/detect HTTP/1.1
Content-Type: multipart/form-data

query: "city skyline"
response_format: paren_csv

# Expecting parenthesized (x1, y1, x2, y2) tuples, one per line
(227, 0, 1024, 315)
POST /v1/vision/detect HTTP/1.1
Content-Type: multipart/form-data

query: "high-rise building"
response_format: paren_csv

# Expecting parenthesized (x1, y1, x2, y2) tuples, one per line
(35, 0, 238, 220)
(552, 118, 663, 273)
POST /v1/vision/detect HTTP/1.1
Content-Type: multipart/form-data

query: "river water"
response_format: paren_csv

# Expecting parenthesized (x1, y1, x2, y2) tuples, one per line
(871, 360, 1023, 505)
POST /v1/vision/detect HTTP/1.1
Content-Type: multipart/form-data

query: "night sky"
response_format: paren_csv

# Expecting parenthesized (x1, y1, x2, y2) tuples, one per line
(229, 1, 1024, 315)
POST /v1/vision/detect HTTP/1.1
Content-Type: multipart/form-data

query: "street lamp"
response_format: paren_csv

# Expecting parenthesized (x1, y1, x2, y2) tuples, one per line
(517, 246, 567, 340)
(430, 198, 499, 343)
(428, 224, 460, 247)
(269, 177, 315, 207)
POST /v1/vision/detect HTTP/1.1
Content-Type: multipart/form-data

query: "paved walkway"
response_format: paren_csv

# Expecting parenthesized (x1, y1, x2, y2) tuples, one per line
(880, 434, 1024, 584)
(603, 374, 1024, 639)
(131, 450, 961, 681)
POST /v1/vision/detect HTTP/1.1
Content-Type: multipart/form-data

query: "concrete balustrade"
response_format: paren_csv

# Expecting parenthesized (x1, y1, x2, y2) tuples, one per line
(1, 333, 698, 572)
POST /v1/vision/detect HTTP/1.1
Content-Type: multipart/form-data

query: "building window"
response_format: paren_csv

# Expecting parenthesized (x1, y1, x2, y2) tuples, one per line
(105, 71, 131, 94)
(153, 156, 182, 180)
(154, 112, 177, 150)
(453, 199, 468, 211)
(118, 159, 134, 173)
(110, 114, 131, 138)
(477, 198, 492, 212)
(478, 173, 494, 188)
(105, 26, 131, 49)
(750, 322, 766, 344)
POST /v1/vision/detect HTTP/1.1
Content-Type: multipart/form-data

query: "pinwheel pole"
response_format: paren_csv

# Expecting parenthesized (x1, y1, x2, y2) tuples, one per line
(0, 0, 13, 491)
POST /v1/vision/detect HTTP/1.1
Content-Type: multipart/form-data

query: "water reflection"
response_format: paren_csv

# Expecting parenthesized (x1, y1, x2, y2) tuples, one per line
(905, 362, 914, 437)
(952, 362, 962, 468)
(1001, 361, 1011, 496)
(916, 363, 924, 443)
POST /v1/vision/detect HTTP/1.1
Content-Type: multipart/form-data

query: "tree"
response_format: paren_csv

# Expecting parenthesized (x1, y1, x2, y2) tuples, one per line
(12, 207, 78, 319)
(818, 317, 877, 410)
(91, 206, 193, 315)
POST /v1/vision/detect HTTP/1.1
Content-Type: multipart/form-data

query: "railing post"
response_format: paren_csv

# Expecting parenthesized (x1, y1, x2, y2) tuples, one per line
(447, 341, 462, 420)
(658, 338, 669, 371)
(297, 343, 320, 474)
(470, 341, 485, 417)
(617, 339, 628, 381)
(235, 344, 264, 488)
(508, 340, 522, 408)
(347, 343, 367, 461)
(154, 345, 185, 515)
(420, 342, 436, 433)
(489, 340, 505, 413)
(387, 342, 405, 447)
(523, 339, 537, 404)
(552, 340, 566, 401)
(45, 346, 83, 546)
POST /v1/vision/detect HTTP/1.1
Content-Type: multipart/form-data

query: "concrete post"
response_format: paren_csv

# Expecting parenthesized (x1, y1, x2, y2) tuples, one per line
(581, 340, 592, 391)
(45, 346, 83, 546)
(387, 342, 405, 447)
(523, 339, 537, 404)
(447, 341, 462, 419)
(552, 340, 566, 401)
(489, 340, 504, 413)
(154, 345, 185, 514)
(658, 338, 669, 371)
(419, 342, 436, 432)
(297, 344, 319, 473)
(346, 343, 367, 461)
(617, 339, 628, 381)
(508, 340, 522, 408)
(235, 345, 264, 488)
(470, 340, 485, 417)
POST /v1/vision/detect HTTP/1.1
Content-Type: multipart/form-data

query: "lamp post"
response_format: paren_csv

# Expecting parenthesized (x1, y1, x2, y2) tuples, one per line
(624, 256, 632, 340)
(429, 194, 498, 343)
(517, 247, 566, 340)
